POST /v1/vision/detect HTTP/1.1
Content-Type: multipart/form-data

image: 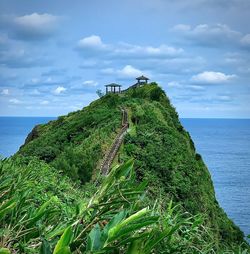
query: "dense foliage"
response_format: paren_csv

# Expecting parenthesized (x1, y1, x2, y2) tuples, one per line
(12, 83, 249, 252)
(18, 96, 121, 183)
(1, 158, 233, 254)
(122, 90, 245, 249)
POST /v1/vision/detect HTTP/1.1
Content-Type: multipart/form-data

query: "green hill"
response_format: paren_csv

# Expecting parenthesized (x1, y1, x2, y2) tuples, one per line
(4, 82, 248, 252)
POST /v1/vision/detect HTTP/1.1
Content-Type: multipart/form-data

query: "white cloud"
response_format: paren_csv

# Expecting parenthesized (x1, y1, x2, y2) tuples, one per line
(40, 100, 49, 105)
(191, 71, 236, 84)
(192, 24, 240, 37)
(217, 95, 231, 101)
(1, 89, 9, 95)
(167, 81, 182, 88)
(83, 80, 98, 87)
(31, 78, 40, 84)
(173, 23, 241, 47)
(77, 35, 107, 50)
(118, 65, 143, 78)
(172, 24, 191, 32)
(77, 35, 183, 58)
(188, 85, 205, 91)
(14, 13, 58, 28)
(53, 86, 66, 94)
(2, 13, 60, 40)
(167, 81, 204, 91)
(114, 43, 183, 58)
(9, 98, 21, 104)
(0, 47, 49, 68)
(241, 34, 250, 46)
(45, 77, 54, 83)
(101, 65, 145, 79)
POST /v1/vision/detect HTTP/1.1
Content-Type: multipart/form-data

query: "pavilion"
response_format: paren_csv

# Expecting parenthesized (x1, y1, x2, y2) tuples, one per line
(105, 83, 122, 94)
(136, 75, 149, 86)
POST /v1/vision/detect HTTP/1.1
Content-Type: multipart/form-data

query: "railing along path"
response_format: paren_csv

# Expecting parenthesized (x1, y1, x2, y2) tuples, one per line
(100, 108, 128, 175)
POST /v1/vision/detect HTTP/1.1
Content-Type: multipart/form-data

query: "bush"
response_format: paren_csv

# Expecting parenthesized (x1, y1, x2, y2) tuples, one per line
(2, 158, 234, 253)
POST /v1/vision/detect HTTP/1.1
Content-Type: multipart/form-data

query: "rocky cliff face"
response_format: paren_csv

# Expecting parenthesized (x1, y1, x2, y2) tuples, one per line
(18, 83, 245, 250)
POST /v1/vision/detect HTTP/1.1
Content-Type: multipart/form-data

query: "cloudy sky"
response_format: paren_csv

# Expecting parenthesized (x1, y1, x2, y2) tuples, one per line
(0, 0, 250, 117)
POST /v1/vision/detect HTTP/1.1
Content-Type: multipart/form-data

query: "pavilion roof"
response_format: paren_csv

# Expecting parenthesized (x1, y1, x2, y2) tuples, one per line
(136, 75, 149, 81)
(105, 83, 122, 87)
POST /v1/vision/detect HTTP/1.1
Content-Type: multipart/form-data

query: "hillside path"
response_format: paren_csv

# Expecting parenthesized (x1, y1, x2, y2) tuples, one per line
(100, 108, 128, 175)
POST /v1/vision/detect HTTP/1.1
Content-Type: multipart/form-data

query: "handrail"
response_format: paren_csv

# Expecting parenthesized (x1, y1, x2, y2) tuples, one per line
(100, 108, 128, 175)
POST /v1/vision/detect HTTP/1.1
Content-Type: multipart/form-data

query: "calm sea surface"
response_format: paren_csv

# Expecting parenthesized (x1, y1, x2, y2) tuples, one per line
(0, 117, 249, 237)
(0, 117, 56, 157)
(181, 118, 250, 239)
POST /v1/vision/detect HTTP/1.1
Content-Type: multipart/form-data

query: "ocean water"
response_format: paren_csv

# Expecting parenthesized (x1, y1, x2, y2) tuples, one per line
(181, 118, 250, 238)
(0, 117, 56, 158)
(0, 117, 249, 238)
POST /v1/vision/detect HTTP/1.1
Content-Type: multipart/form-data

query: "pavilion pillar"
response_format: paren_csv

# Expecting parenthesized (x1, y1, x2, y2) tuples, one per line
(105, 83, 122, 94)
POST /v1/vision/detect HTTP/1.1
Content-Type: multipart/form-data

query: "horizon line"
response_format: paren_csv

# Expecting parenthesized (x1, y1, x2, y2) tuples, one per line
(0, 116, 250, 120)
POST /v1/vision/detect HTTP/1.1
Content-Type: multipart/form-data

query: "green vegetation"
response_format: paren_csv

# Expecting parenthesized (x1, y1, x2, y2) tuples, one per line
(1, 82, 248, 253)
(1, 158, 248, 253)
(18, 95, 121, 183)
(122, 86, 245, 248)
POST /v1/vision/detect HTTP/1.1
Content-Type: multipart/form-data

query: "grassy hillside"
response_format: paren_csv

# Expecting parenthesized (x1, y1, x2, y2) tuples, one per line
(18, 95, 121, 183)
(16, 83, 248, 252)
(2, 157, 232, 253)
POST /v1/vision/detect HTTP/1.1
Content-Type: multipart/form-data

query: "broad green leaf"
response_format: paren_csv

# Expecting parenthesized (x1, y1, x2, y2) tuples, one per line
(108, 216, 159, 242)
(47, 225, 69, 239)
(40, 239, 52, 254)
(0, 248, 11, 254)
(127, 239, 144, 254)
(0, 201, 16, 219)
(24, 196, 57, 227)
(0, 198, 16, 211)
(55, 247, 71, 254)
(113, 159, 134, 180)
(53, 226, 73, 254)
(144, 223, 182, 253)
(103, 210, 127, 238)
(88, 159, 134, 207)
(86, 223, 102, 251)
(106, 208, 158, 244)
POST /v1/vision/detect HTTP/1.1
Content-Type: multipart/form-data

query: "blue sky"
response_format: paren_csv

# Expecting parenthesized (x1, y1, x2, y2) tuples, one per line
(0, 0, 250, 118)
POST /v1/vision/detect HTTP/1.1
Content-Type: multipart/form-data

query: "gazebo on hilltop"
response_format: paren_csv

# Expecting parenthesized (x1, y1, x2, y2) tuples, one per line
(105, 83, 122, 94)
(136, 75, 149, 84)
(135, 75, 150, 87)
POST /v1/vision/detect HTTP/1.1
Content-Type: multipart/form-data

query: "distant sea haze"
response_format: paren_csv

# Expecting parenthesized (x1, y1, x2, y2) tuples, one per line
(0, 117, 249, 239)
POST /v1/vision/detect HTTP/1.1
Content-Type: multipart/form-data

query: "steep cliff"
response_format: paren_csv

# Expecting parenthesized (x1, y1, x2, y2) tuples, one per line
(18, 83, 246, 250)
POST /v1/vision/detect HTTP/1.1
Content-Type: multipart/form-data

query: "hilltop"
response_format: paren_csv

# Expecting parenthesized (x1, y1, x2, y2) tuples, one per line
(15, 82, 247, 252)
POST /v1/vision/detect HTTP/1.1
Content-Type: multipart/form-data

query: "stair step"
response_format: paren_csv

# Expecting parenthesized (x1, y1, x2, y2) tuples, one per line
(100, 109, 128, 175)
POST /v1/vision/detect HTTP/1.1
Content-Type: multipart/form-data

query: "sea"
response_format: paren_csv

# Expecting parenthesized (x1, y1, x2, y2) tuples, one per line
(181, 118, 250, 240)
(0, 117, 249, 238)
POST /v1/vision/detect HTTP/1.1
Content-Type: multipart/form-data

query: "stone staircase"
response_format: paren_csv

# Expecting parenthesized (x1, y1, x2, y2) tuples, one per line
(100, 108, 128, 175)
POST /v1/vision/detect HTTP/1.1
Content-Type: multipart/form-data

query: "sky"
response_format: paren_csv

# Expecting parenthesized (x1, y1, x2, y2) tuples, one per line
(0, 0, 250, 118)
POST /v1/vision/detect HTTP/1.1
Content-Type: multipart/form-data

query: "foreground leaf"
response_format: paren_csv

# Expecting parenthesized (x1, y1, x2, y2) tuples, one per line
(53, 226, 73, 254)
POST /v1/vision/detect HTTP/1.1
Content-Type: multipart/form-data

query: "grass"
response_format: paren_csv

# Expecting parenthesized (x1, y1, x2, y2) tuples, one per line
(1, 158, 235, 253)
(11, 82, 249, 252)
